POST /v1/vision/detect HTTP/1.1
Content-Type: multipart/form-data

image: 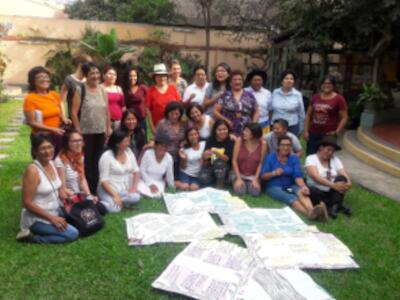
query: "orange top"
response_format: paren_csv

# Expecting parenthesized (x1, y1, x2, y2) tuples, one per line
(23, 91, 62, 133)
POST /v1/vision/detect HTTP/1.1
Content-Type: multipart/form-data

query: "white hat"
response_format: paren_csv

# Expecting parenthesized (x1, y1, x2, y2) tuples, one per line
(152, 63, 168, 75)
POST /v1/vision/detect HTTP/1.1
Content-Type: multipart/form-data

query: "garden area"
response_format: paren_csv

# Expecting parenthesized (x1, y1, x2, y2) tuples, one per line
(0, 100, 399, 299)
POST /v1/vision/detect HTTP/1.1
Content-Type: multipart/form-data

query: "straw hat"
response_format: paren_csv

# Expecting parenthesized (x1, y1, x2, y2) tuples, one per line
(151, 63, 168, 76)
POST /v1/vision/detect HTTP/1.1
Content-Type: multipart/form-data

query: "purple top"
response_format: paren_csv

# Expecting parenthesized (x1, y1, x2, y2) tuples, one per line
(218, 90, 257, 136)
(126, 84, 147, 119)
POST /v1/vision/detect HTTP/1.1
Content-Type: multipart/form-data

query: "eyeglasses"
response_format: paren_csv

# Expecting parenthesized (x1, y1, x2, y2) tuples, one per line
(279, 143, 292, 147)
(35, 75, 50, 81)
(70, 139, 84, 145)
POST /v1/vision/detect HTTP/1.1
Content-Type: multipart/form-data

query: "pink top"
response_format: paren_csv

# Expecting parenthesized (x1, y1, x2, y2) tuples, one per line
(238, 141, 262, 177)
(107, 91, 125, 121)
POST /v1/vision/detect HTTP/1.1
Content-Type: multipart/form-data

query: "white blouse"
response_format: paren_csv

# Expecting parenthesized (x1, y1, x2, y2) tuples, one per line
(98, 149, 139, 193)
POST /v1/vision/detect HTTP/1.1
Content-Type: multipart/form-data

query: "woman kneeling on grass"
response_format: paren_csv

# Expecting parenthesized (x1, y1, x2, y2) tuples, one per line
(176, 128, 206, 191)
(97, 130, 141, 213)
(17, 133, 79, 243)
(261, 135, 328, 221)
(231, 122, 266, 196)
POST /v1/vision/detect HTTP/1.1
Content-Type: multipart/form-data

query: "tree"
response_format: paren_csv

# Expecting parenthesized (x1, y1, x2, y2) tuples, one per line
(195, 0, 214, 73)
(65, 0, 182, 25)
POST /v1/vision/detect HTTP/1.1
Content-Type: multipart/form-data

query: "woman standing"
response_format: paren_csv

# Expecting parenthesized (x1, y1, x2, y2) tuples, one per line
(169, 59, 188, 98)
(231, 123, 266, 196)
(146, 63, 181, 133)
(120, 109, 147, 159)
(60, 54, 92, 118)
(121, 66, 148, 131)
(155, 101, 187, 178)
(203, 62, 231, 115)
(176, 128, 206, 191)
(199, 119, 235, 188)
(261, 135, 327, 221)
(305, 136, 352, 218)
(187, 103, 214, 140)
(23, 66, 70, 155)
(271, 70, 305, 136)
(17, 133, 79, 243)
(214, 70, 259, 136)
(183, 65, 209, 107)
(97, 130, 141, 213)
(71, 62, 112, 194)
(304, 75, 348, 155)
(102, 66, 125, 130)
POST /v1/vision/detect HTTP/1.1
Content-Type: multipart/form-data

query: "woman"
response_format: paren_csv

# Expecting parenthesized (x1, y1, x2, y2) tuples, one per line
(138, 134, 175, 198)
(261, 135, 327, 221)
(183, 65, 209, 107)
(60, 54, 92, 119)
(169, 59, 188, 98)
(176, 128, 206, 191)
(305, 136, 352, 219)
(187, 103, 214, 140)
(121, 66, 148, 131)
(232, 123, 266, 196)
(23, 66, 70, 155)
(203, 62, 231, 115)
(17, 133, 79, 243)
(155, 101, 187, 178)
(271, 70, 305, 136)
(146, 63, 181, 133)
(120, 109, 147, 159)
(71, 62, 112, 194)
(97, 130, 141, 213)
(102, 66, 125, 130)
(245, 69, 272, 136)
(55, 130, 107, 215)
(304, 75, 348, 155)
(214, 70, 259, 136)
(199, 119, 235, 188)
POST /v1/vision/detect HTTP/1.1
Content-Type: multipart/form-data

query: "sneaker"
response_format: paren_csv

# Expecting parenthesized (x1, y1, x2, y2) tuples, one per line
(16, 229, 32, 241)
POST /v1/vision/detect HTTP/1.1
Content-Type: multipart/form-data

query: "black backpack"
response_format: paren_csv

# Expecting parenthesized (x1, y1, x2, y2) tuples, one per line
(65, 200, 104, 237)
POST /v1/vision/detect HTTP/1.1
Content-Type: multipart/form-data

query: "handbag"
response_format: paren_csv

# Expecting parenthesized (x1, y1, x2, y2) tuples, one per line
(34, 161, 104, 237)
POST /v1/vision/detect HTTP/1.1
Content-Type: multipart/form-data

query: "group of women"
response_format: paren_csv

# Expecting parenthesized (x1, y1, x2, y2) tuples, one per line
(18, 55, 352, 244)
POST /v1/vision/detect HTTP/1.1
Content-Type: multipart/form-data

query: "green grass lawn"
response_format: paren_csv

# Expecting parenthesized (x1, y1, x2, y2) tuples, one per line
(0, 100, 399, 299)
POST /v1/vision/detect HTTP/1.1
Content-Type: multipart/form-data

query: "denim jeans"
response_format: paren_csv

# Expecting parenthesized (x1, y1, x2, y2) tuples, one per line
(30, 221, 79, 244)
(97, 185, 140, 213)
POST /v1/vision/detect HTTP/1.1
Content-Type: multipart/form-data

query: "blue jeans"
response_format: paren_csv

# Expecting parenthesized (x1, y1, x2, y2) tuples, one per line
(266, 184, 300, 205)
(30, 221, 79, 244)
(178, 171, 201, 186)
(288, 124, 300, 136)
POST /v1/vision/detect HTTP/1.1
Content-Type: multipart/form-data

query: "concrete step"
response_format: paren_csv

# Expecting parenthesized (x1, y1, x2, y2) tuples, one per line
(357, 127, 400, 163)
(336, 150, 400, 202)
(343, 130, 400, 177)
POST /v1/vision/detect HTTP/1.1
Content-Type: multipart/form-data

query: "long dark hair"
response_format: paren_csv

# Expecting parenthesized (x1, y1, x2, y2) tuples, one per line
(107, 130, 129, 157)
(120, 109, 146, 153)
(208, 119, 231, 144)
(121, 66, 143, 107)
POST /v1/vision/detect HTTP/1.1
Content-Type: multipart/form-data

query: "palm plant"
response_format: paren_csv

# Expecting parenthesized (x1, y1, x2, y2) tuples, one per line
(357, 84, 387, 112)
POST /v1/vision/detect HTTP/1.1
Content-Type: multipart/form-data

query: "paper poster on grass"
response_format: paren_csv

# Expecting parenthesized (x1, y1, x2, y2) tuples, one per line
(125, 212, 226, 245)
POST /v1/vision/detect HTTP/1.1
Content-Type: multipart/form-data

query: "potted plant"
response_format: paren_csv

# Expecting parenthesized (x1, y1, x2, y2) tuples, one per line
(357, 84, 387, 112)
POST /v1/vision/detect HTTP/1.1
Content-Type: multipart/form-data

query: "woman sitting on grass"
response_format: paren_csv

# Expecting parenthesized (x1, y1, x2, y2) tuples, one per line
(199, 119, 234, 188)
(97, 130, 141, 213)
(17, 133, 79, 243)
(305, 136, 352, 219)
(138, 134, 175, 198)
(261, 135, 328, 221)
(231, 123, 266, 196)
(120, 109, 148, 159)
(176, 128, 206, 191)
(55, 130, 107, 215)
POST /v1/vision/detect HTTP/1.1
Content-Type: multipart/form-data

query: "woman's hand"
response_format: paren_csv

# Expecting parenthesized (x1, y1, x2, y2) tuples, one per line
(299, 185, 310, 196)
(112, 194, 123, 208)
(52, 127, 65, 136)
(303, 131, 309, 141)
(274, 168, 284, 176)
(203, 150, 213, 159)
(149, 184, 159, 194)
(251, 179, 260, 191)
(49, 215, 68, 232)
(332, 182, 348, 194)
(234, 178, 245, 191)
(62, 118, 72, 125)
(178, 149, 187, 160)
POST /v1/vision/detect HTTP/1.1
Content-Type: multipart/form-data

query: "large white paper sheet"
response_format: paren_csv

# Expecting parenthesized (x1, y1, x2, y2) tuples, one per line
(243, 232, 359, 269)
(152, 240, 334, 300)
(219, 207, 309, 235)
(163, 187, 249, 215)
(125, 212, 226, 245)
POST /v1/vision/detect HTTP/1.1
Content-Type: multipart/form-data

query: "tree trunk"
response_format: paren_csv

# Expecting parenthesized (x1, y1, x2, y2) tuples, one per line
(204, 5, 211, 75)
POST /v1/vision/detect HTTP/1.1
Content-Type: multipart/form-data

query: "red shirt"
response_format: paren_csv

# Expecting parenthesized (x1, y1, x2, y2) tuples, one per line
(310, 93, 347, 134)
(146, 84, 181, 126)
